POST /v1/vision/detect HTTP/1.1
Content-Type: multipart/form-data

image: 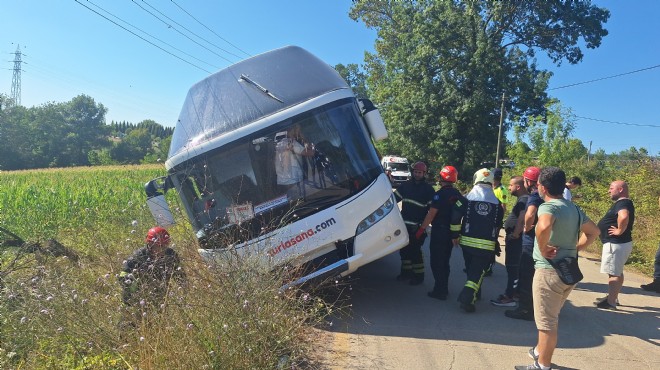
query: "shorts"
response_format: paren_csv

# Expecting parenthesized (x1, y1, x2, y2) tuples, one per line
(600, 241, 633, 276)
(532, 268, 574, 331)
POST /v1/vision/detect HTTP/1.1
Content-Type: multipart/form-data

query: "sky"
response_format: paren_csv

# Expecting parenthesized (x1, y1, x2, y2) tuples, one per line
(1, 0, 658, 155)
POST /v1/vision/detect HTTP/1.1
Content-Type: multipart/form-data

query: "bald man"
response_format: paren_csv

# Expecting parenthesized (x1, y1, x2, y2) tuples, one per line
(595, 180, 635, 310)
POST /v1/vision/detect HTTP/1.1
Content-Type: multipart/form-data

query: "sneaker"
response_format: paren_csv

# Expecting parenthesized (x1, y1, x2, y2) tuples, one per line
(594, 295, 619, 305)
(460, 303, 476, 313)
(490, 294, 517, 307)
(640, 280, 660, 293)
(595, 298, 617, 310)
(427, 291, 448, 300)
(514, 361, 552, 370)
(505, 308, 534, 321)
(528, 347, 539, 361)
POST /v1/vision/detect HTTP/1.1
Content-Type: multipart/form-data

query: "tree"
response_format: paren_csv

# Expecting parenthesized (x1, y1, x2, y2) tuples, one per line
(350, 0, 609, 177)
(334, 63, 370, 99)
(508, 101, 588, 168)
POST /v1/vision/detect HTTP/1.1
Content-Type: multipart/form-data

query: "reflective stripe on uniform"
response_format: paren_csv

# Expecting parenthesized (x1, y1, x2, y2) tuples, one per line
(402, 198, 429, 208)
(450, 224, 461, 231)
(465, 280, 479, 291)
(461, 236, 496, 251)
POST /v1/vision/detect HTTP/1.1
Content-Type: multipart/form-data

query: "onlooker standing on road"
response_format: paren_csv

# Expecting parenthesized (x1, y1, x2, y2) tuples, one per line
(595, 180, 635, 310)
(451, 168, 503, 313)
(562, 176, 582, 202)
(393, 161, 435, 285)
(505, 167, 542, 321)
(516, 167, 600, 370)
(418, 165, 462, 300)
(491, 175, 529, 307)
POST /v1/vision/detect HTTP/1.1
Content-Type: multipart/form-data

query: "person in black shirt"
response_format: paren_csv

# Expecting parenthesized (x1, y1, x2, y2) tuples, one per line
(417, 165, 462, 300)
(393, 162, 435, 285)
(595, 180, 635, 310)
(491, 175, 529, 307)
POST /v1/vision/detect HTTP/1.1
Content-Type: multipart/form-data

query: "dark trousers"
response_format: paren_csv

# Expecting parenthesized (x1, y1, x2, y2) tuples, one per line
(458, 246, 493, 305)
(400, 225, 426, 279)
(517, 249, 536, 312)
(429, 227, 453, 295)
(504, 235, 523, 298)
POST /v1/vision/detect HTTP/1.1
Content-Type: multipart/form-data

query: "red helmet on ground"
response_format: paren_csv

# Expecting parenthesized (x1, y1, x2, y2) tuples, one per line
(523, 166, 541, 182)
(439, 165, 458, 183)
(146, 226, 171, 246)
(411, 161, 428, 172)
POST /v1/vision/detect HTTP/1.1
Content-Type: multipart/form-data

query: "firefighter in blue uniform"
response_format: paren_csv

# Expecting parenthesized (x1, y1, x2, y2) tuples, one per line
(417, 165, 462, 299)
(393, 161, 435, 285)
(451, 168, 504, 313)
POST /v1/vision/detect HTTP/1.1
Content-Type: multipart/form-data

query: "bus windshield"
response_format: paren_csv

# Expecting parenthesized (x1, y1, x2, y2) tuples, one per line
(172, 99, 382, 247)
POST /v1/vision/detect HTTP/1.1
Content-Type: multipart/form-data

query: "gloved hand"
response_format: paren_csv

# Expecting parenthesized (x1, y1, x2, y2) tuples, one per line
(415, 227, 425, 240)
(495, 241, 502, 256)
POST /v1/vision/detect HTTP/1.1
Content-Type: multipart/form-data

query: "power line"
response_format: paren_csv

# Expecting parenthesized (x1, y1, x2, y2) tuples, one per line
(85, 0, 222, 71)
(140, 0, 244, 60)
(574, 115, 660, 128)
(74, 0, 213, 74)
(130, 0, 236, 65)
(549, 64, 660, 90)
(170, 0, 251, 58)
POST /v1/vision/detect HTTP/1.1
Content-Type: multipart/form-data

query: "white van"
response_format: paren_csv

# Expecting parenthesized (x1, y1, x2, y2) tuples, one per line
(381, 155, 411, 186)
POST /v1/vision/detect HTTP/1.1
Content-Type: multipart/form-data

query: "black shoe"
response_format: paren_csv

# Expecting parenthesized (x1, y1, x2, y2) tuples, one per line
(409, 277, 424, 286)
(640, 280, 660, 293)
(505, 308, 534, 321)
(595, 298, 617, 310)
(427, 291, 448, 300)
(460, 303, 476, 313)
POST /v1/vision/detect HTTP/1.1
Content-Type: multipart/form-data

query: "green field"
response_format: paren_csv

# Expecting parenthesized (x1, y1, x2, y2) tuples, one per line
(0, 165, 329, 369)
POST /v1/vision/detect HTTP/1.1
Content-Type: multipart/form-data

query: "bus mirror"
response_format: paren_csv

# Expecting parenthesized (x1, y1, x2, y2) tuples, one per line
(145, 177, 176, 227)
(358, 99, 388, 141)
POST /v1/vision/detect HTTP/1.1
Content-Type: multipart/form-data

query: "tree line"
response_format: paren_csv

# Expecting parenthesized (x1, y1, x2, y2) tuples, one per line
(0, 94, 172, 170)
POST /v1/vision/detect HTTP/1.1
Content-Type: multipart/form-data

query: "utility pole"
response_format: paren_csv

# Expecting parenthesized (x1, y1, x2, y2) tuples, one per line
(495, 92, 505, 168)
(587, 141, 593, 162)
(10, 44, 23, 106)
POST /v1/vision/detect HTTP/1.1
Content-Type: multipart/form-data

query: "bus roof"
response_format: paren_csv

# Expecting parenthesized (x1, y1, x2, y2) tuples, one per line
(168, 46, 350, 158)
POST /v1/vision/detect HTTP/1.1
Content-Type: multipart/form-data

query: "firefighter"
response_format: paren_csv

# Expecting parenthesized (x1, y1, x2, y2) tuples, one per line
(119, 227, 184, 307)
(451, 168, 504, 313)
(418, 165, 462, 299)
(393, 161, 435, 285)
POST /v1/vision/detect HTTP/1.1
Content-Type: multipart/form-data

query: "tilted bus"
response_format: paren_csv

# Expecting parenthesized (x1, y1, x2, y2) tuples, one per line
(145, 46, 408, 288)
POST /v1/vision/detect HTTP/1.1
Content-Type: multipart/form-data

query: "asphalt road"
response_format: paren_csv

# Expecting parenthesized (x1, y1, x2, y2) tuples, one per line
(317, 235, 660, 370)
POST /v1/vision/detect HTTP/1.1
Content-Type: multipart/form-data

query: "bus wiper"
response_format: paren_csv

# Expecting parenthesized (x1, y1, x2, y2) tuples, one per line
(239, 74, 284, 103)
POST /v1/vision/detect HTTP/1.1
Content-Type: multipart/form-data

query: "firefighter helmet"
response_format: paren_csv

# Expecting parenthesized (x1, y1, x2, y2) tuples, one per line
(411, 161, 427, 173)
(146, 226, 171, 246)
(473, 168, 494, 185)
(439, 165, 458, 183)
(523, 166, 541, 182)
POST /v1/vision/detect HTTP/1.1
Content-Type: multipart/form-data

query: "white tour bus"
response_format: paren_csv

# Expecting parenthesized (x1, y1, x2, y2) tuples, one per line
(145, 46, 408, 288)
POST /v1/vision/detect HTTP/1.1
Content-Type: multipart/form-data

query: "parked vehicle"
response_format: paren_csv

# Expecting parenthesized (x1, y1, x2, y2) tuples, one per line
(145, 46, 408, 289)
(381, 155, 411, 187)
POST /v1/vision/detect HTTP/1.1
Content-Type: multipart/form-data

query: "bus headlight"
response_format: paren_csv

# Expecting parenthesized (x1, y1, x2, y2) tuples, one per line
(356, 194, 395, 236)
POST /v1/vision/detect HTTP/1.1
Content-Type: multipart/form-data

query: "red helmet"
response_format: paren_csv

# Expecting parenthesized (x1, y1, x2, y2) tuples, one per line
(439, 165, 458, 183)
(146, 226, 170, 246)
(411, 161, 427, 172)
(523, 166, 541, 182)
